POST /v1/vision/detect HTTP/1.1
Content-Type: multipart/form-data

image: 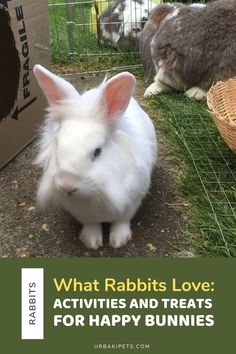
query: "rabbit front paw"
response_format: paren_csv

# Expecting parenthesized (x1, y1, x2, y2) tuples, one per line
(144, 82, 162, 97)
(109, 222, 132, 248)
(185, 87, 207, 100)
(80, 224, 103, 249)
(144, 80, 173, 98)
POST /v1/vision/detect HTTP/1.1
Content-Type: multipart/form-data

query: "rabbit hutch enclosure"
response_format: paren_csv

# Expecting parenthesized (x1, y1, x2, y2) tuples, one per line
(49, 0, 158, 73)
(48, 0, 236, 257)
(49, 0, 210, 73)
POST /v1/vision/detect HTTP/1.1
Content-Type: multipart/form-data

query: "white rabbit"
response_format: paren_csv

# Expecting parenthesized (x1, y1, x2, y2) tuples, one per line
(33, 65, 157, 249)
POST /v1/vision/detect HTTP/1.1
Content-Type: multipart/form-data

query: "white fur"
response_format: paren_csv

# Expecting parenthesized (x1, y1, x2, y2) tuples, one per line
(156, 68, 184, 91)
(80, 224, 103, 250)
(114, 5, 122, 15)
(165, 8, 179, 21)
(144, 81, 170, 97)
(190, 4, 206, 8)
(185, 86, 207, 100)
(110, 222, 132, 248)
(101, 28, 121, 44)
(34, 66, 158, 249)
(144, 68, 184, 97)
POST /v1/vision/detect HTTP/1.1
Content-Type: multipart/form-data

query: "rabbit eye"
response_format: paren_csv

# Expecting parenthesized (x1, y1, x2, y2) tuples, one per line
(93, 147, 102, 158)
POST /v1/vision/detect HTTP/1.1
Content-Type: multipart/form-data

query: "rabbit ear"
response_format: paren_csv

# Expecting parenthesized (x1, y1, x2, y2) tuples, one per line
(103, 72, 135, 119)
(33, 65, 80, 105)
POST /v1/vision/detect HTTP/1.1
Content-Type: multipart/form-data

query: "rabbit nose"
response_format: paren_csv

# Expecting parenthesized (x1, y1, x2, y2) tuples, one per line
(59, 184, 78, 196)
(56, 173, 79, 196)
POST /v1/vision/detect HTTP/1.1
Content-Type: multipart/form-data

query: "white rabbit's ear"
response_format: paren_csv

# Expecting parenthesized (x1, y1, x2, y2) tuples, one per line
(33, 64, 80, 105)
(103, 72, 136, 119)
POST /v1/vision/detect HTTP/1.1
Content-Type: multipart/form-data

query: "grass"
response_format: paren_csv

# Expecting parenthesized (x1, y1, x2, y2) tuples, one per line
(149, 93, 236, 257)
(48, 0, 139, 71)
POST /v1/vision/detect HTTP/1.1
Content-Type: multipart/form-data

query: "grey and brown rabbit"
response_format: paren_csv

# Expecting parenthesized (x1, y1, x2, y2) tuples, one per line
(140, 0, 236, 100)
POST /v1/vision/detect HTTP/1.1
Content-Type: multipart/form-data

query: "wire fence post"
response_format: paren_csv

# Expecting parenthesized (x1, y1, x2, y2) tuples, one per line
(66, 0, 74, 54)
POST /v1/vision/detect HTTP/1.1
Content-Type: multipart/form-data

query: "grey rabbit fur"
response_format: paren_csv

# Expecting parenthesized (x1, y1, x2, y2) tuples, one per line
(140, 0, 236, 100)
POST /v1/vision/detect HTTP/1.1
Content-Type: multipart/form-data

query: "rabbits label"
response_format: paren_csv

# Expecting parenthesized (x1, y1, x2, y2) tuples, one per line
(34, 65, 158, 250)
(140, 0, 236, 100)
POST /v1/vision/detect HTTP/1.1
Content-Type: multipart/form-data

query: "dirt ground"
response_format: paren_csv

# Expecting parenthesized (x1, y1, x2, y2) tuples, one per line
(0, 76, 183, 257)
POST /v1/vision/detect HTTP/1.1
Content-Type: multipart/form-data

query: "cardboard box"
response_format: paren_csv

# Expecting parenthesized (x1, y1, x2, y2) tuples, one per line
(0, 0, 51, 169)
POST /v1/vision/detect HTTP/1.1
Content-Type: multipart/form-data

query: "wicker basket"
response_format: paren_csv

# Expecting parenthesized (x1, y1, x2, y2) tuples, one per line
(207, 77, 236, 154)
